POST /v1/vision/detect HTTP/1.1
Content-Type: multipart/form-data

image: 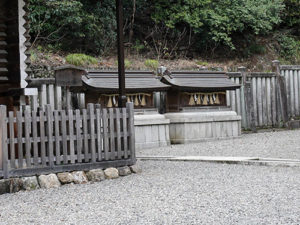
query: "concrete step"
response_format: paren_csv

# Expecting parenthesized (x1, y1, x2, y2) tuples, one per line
(138, 156, 300, 167)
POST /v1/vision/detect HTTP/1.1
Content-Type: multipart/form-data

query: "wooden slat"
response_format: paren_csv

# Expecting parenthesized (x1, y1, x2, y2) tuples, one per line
(82, 109, 89, 163)
(289, 70, 295, 116)
(39, 110, 47, 166)
(39, 84, 47, 109)
(102, 108, 109, 161)
(95, 104, 102, 161)
(127, 103, 135, 160)
(240, 83, 247, 128)
(48, 84, 55, 109)
(0, 106, 8, 177)
(266, 78, 272, 126)
(294, 70, 299, 116)
(66, 87, 72, 110)
(109, 108, 115, 160)
(17, 111, 24, 168)
(122, 108, 128, 159)
(276, 76, 282, 124)
(230, 78, 236, 112)
(46, 105, 54, 167)
(226, 90, 231, 107)
(262, 77, 267, 126)
(30, 95, 38, 111)
(251, 77, 258, 126)
(24, 110, 32, 167)
(55, 85, 62, 110)
(88, 104, 96, 163)
(285, 70, 290, 117)
(79, 93, 85, 109)
(115, 108, 122, 159)
(257, 77, 263, 127)
(61, 110, 68, 164)
(75, 109, 82, 163)
(68, 109, 75, 164)
(271, 77, 277, 126)
(54, 110, 61, 165)
(8, 111, 15, 168)
(235, 78, 241, 116)
(298, 70, 300, 116)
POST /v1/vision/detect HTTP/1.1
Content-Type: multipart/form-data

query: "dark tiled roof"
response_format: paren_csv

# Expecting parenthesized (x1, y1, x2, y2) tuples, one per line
(160, 71, 240, 91)
(82, 71, 171, 93)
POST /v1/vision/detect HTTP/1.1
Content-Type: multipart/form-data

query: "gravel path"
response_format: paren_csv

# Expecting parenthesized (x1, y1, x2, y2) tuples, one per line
(137, 130, 300, 159)
(0, 161, 299, 225)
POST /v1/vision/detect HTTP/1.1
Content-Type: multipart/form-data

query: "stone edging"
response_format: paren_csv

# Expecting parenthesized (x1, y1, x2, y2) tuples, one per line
(0, 165, 142, 195)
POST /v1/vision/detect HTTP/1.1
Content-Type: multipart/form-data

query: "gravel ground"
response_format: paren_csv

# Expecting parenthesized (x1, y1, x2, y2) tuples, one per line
(137, 130, 300, 159)
(0, 161, 299, 225)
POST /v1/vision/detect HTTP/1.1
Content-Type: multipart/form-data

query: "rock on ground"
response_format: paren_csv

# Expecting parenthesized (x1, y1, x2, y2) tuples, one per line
(104, 168, 119, 179)
(0, 179, 10, 195)
(86, 169, 105, 182)
(118, 166, 132, 176)
(130, 165, 142, 174)
(38, 174, 61, 189)
(9, 178, 22, 193)
(71, 171, 88, 184)
(57, 172, 74, 184)
(21, 177, 40, 191)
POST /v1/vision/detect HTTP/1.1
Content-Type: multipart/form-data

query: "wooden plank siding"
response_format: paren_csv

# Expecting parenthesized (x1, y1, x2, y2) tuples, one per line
(227, 66, 300, 129)
(0, 103, 136, 179)
(27, 79, 86, 111)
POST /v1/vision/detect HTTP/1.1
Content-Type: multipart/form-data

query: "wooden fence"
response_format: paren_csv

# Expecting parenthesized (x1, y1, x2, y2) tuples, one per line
(226, 64, 300, 129)
(0, 103, 135, 179)
(227, 72, 280, 129)
(281, 65, 300, 118)
(26, 78, 85, 111)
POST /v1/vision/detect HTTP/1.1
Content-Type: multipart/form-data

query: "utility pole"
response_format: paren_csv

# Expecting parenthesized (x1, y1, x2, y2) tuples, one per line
(116, 0, 126, 107)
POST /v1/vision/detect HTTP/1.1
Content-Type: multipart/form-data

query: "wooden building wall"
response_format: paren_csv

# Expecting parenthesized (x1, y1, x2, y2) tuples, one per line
(0, 0, 31, 106)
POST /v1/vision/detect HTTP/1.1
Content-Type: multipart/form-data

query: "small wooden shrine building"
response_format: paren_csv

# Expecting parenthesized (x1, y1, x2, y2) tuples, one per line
(80, 71, 170, 110)
(159, 70, 242, 144)
(160, 71, 240, 112)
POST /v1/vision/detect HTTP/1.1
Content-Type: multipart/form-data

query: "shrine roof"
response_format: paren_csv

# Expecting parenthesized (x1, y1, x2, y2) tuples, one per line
(160, 71, 240, 91)
(82, 70, 171, 93)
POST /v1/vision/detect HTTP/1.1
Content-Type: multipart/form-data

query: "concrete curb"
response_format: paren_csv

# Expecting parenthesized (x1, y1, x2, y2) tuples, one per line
(137, 156, 300, 168)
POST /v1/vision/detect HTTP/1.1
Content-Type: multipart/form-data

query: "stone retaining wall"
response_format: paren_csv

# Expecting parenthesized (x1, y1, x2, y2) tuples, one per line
(0, 165, 141, 195)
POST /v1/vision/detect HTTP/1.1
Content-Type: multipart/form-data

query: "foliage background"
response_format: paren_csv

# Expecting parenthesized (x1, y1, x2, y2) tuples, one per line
(28, 0, 300, 63)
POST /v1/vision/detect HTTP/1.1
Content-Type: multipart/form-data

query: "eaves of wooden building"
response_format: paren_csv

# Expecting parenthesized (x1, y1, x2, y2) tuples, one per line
(0, 0, 33, 109)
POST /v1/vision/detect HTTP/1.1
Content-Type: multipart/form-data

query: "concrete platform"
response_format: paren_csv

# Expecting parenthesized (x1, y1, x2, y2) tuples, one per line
(164, 111, 242, 144)
(134, 114, 170, 150)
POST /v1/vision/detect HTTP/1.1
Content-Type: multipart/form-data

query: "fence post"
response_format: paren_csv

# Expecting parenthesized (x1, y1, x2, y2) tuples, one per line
(126, 102, 136, 163)
(245, 81, 257, 132)
(273, 60, 289, 126)
(239, 67, 256, 132)
(0, 105, 8, 178)
(46, 105, 54, 167)
(238, 67, 247, 129)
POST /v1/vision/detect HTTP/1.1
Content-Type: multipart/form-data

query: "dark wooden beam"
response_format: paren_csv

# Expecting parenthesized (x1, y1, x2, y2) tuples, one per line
(116, 0, 126, 107)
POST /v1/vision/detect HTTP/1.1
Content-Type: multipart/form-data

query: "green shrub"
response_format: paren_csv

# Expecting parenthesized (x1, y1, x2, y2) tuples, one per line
(144, 59, 159, 70)
(196, 61, 209, 66)
(65, 54, 98, 67)
(277, 35, 300, 62)
(115, 59, 132, 69)
(153, 0, 284, 49)
(28, 0, 116, 54)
